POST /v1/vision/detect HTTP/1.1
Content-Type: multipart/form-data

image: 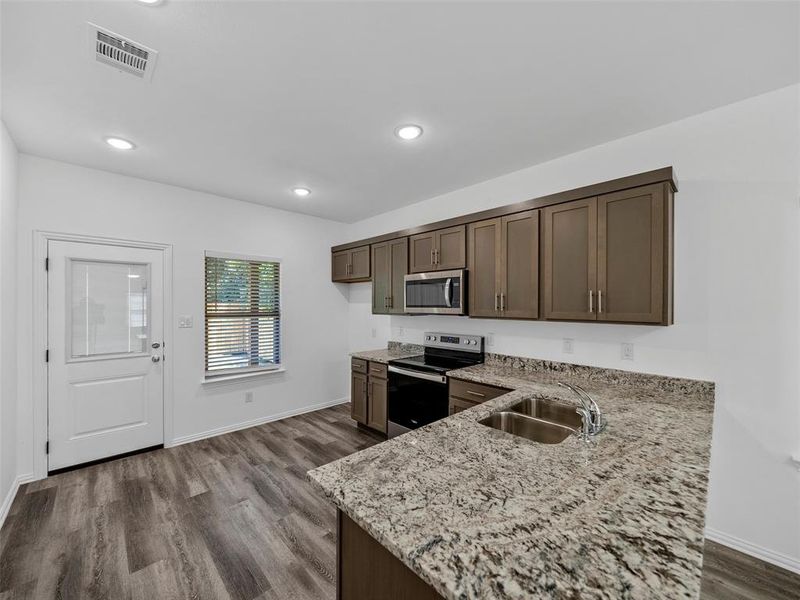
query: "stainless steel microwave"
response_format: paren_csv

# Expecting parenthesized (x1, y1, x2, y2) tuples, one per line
(404, 269, 466, 315)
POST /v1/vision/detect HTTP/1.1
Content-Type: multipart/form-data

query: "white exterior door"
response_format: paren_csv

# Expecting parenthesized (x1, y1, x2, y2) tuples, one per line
(47, 240, 165, 471)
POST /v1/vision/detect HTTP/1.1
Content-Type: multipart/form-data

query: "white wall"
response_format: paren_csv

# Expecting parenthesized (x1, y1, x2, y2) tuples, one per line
(0, 121, 19, 519)
(16, 156, 351, 478)
(343, 85, 800, 570)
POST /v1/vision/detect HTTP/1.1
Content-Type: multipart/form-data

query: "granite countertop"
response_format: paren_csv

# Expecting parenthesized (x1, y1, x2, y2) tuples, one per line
(309, 353, 715, 600)
(350, 345, 422, 364)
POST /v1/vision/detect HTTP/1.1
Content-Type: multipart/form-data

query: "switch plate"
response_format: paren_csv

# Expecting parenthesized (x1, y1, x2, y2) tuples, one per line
(178, 315, 193, 328)
(621, 343, 634, 361)
(371, 328, 377, 338)
(562, 338, 574, 354)
(244, 391, 254, 404)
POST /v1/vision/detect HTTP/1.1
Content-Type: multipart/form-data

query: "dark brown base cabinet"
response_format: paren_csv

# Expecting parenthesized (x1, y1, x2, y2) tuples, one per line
(350, 359, 388, 434)
(338, 511, 443, 600)
(332, 168, 676, 326)
(448, 378, 510, 414)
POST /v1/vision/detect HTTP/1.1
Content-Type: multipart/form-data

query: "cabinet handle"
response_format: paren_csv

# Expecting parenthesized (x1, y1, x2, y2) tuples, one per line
(433, 248, 439, 265)
(598, 290, 603, 314)
(388, 296, 392, 308)
(466, 390, 485, 398)
(495, 293, 499, 311)
(588, 290, 594, 313)
(430, 249, 434, 265)
(500, 292, 505, 312)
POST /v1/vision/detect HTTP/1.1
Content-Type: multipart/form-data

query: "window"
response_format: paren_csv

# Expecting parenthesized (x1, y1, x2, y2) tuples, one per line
(205, 253, 281, 377)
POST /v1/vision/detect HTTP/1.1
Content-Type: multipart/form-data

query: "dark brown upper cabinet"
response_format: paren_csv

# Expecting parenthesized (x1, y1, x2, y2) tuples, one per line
(597, 184, 669, 323)
(542, 183, 672, 324)
(542, 197, 598, 321)
(409, 225, 466, 273)
(372, 238, 408, 314)
(332, 245, 371, 282)
(468, 211, 539, 319)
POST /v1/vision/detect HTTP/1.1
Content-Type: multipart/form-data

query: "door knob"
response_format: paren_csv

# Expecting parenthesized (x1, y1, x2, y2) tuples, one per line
(151, 355, 161, 363)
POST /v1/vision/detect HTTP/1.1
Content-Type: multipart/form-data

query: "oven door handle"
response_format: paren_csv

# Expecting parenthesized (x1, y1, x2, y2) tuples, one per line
(444, 278, 452, 308)
(388, 365, 446, 384)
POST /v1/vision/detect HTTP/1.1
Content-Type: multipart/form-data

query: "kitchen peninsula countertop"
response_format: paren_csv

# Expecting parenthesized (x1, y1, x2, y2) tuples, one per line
(310, 349, 715, 599)
(350, 344, 422, 364)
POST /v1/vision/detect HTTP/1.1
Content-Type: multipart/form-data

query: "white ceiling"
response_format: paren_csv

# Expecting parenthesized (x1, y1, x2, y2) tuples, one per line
(2, 1, 797, 223)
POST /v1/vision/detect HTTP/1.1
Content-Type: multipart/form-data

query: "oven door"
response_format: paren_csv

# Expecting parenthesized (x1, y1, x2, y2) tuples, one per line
(404, 270, 465, 315)
(387, 365, 448, 438)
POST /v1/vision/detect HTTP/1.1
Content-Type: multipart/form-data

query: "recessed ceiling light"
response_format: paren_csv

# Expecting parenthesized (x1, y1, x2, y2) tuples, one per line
(136, 0, 163, 5)
(105, 137, 135, 150)
(293, 187, 311, 197)
(395, 124, 423, 140)
(127, 274, 141, 278)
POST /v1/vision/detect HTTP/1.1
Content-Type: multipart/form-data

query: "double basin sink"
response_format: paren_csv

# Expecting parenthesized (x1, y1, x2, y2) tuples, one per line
(479, 397, 583, 444)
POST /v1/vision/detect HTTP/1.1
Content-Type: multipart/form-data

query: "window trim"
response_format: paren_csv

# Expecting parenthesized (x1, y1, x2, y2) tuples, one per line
(204, 251, 283, 379)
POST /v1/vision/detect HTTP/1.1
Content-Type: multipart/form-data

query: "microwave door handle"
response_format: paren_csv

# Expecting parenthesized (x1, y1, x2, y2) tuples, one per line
(444, 278, 452, 307)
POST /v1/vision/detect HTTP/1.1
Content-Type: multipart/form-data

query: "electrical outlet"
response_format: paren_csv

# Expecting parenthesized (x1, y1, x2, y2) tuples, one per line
(178, 315, 193, 328)
(562, 338, 574, 354)
(621, 343, 634, 361)
(397, 326, 404, 338)
(244, 391, 254, 403)
(487, 332, 496, 348)
(371, 328, 377, 338)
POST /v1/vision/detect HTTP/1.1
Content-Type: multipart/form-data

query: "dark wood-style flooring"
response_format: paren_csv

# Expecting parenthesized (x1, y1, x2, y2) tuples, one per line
(0, 403, 797, 599)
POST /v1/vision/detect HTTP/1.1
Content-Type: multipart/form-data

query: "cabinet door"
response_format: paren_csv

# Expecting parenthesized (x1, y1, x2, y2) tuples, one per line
(371, 242, 390, 314)
(467, 218, 501, 317)
(388, 238, 408, 314)
(351, 371, 368, 424)
(409, 232, 436, 273)
(449, 396, 479, 415)
(435, 225, 466, 270)
(332, 250, 351, 282)
(500, 210, 539, 319)
(542, 198, 598, 321)
(349, 246, 371, 280)
(597, 184, 664, 323)
(367, 376, 388, 434)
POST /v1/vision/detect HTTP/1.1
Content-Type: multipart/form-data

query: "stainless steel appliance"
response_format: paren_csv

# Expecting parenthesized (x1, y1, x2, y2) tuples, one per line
(404, 269, 466, 315)
(387, 332, 484, 438)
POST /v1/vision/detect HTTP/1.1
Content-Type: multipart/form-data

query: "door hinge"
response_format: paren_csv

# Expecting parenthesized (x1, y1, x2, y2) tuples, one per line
(45, 349, 49, 362)
(45, 441, 49, 454)
(45, 257, 49, 271)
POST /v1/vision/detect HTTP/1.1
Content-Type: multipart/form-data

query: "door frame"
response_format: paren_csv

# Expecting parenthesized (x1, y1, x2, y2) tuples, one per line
(32, 230, 174, 480)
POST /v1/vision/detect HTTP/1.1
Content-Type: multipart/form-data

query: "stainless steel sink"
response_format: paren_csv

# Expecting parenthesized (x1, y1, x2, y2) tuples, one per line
(479, 412, 575, 444)
(507, 397, 583, 430)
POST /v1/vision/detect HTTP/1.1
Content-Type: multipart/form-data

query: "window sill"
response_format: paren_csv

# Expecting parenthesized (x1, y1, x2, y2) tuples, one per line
(202, 368, 286, 385)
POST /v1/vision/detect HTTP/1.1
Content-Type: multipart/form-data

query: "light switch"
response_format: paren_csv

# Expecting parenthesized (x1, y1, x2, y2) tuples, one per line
(562, 338, 574, 354)
(178, 315, 193, 328)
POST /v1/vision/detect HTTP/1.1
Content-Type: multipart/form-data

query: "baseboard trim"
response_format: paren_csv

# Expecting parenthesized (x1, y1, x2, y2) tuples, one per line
(166, 397, 349, 447)
(705, 527, 800, 575)
(0, 472, 36, 529)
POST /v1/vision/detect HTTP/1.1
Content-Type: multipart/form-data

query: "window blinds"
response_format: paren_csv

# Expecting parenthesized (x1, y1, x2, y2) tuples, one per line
(205, 255, 281, 376)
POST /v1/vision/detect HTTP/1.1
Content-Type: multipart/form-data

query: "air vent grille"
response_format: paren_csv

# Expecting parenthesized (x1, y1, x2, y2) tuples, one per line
(88, 23, 158, 81)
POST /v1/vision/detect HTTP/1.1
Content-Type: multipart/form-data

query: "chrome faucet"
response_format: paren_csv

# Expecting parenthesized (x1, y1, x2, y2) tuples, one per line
(558, 382, 606, 441)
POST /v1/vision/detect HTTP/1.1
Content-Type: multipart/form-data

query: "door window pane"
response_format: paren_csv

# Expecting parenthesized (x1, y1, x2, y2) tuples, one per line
(70, 261, 149, 357)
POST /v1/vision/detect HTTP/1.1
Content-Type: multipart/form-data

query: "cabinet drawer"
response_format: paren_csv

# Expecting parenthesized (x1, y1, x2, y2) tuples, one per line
(368, 362, 387, 379)
(351, 358, 368, 374)
(449, 378, 510, 403)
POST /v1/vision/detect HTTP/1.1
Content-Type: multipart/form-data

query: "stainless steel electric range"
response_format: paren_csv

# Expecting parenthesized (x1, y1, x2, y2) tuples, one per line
(387, 332, 484, 438)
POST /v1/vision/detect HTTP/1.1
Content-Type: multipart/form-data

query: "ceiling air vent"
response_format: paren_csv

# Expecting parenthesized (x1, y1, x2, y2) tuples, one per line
(88, 23, 159, 81)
